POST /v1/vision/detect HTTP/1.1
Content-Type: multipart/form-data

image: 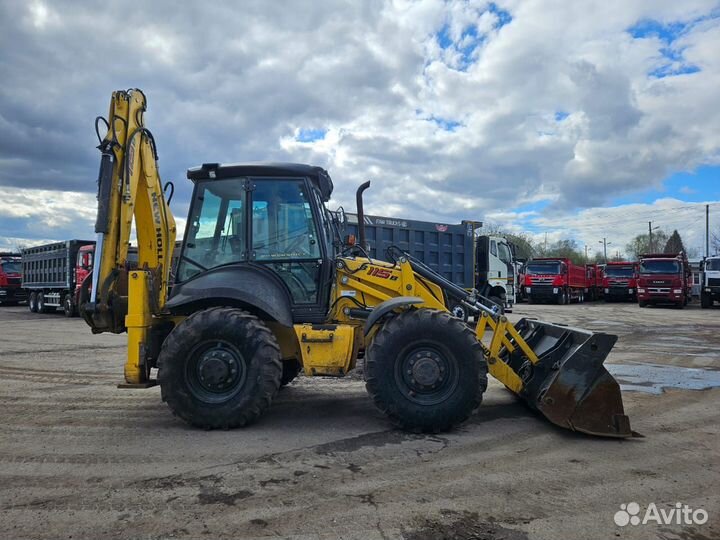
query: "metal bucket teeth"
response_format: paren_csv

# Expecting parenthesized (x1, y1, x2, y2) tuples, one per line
(501, 318, 633, 438)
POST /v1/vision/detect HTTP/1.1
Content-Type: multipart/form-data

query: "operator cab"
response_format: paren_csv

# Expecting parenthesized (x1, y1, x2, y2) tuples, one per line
(171, 163, 337, 324)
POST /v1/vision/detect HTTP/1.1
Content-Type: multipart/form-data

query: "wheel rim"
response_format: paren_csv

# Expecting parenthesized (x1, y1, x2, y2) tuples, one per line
(185, 339, 247, 404)
(451, 305, 465, 319)
(65, 297, 72, 314)
(394, 342, 460, 405)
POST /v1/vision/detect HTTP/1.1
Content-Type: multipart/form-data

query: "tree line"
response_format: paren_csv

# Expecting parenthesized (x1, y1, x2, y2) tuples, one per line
(485, 226, 700, 264)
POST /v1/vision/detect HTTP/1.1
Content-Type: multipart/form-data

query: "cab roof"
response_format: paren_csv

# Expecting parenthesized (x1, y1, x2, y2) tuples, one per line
(187, 162, 333, 201)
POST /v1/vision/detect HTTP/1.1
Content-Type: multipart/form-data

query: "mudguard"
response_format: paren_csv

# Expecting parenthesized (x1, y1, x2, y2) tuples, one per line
(166, 263, 293, 327)
(363, 296, 423, 335)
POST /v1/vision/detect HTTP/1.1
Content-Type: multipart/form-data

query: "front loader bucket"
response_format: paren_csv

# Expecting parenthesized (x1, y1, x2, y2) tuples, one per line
(499, 318, 632, 438)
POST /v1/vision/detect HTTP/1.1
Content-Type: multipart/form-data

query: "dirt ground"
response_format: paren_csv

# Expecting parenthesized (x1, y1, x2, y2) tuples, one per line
(0, 301, 718, 540)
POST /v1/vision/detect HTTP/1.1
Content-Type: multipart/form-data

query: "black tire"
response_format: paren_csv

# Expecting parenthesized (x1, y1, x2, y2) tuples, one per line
(158, 307, 282, 429)
(29, 292, 38, 313)
(280, 359, 301, 387)
(63, 294, 76, 318)
(557, 289, 566, 305)
(701, 293, 712, 309)
(638, 301, 647, 308)
(449, 303, 469, 322)
(37, 292, 48, 313)
(365, 309, 487, 433)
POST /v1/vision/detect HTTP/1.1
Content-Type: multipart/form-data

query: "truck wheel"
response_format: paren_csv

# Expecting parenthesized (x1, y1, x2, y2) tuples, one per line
(158, 307, 282, 429)
(638, 300, 647, 308)
(29, 292, 38, 313)
(63, 295, 76, 317)
(557, 290, 566, 305)
(280, 359, 301, 387)
(365, 309, 487, 433)
(488, 296, 505, 314)
(37, 292, 48, 313)
(701, 293, 712, 309)
(449, 303, 469, 322)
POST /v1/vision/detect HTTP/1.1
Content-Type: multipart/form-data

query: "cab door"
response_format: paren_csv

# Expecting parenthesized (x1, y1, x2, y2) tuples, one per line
(249, 177, 331, 322)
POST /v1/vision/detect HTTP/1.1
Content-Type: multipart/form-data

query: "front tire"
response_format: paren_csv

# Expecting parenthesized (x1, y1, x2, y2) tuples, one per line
(63, 294, 76, 317)
(158, 307, 282, 429)
(701, 293, 712, 308)
(29, 292, 38, 313)
(365, 309, 487, 433)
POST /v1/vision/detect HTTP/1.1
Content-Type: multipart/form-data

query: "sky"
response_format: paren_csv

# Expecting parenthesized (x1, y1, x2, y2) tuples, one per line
(1, 0, 719, 258)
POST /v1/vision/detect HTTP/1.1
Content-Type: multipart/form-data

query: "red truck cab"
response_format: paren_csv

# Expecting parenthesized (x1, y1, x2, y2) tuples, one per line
(76, 244, 94, 295)
(0, 254, 26, 305)
(603, 262, 639, 302)
(637, 253, 691, 308)
(524, 257, 587, 304)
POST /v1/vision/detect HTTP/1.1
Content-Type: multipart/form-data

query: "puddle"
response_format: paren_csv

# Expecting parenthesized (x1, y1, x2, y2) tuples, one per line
(607, 363, 720, 395)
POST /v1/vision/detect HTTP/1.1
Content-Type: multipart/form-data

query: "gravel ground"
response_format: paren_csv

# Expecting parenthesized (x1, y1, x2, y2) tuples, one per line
(0, 301, 718, 540)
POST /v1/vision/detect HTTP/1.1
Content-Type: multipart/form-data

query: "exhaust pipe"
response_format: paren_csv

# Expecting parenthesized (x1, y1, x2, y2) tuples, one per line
(355, 181, 371, 250)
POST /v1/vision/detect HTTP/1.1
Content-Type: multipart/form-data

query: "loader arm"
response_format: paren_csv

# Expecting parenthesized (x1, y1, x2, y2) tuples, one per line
(82, 89, 176, 384)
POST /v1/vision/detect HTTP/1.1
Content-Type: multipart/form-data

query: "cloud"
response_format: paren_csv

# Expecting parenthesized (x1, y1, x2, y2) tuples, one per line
(485, 198, 718, 258)
(1, 0, 719, 251)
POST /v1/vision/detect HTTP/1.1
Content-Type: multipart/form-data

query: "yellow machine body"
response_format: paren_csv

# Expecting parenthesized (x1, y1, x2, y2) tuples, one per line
(84, 89, 633, 438)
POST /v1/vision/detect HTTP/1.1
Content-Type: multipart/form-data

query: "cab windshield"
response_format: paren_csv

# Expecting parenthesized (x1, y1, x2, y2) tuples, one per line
(706, 259, 720, 271)
(640, 260, 680, 274)
(497, 242, 512, 264)
(526, 262, 561, 275)
(0, 261, 21, 273)
(604, 266, 634, 277)
(177, 177, 321, 283)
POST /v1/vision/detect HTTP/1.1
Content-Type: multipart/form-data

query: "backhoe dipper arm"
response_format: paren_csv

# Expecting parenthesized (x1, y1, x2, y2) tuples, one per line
(82, 89, 176, 383)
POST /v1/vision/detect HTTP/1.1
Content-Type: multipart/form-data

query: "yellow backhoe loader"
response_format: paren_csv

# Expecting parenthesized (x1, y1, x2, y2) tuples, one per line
(82, 89, 633, 437)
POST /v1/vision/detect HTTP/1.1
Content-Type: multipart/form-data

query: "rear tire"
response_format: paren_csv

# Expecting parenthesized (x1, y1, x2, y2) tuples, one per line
(37, 292, 48, 313)
(449, 303, 469, 322)
(63, 294, 76, 317)
(29, 292, 38, 313)
(365, 309, 487, 433)
(158, 307, 282, 429)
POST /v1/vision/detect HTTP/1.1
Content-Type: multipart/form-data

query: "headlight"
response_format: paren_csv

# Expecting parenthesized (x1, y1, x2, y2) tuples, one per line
(553, 287, 558, 294)
(604, 288, 609, 294)
(673, 289, 682, 294)
(637, 288, 646, 293)
(628, 289, 634, 294)
(525, 287, 531, 293)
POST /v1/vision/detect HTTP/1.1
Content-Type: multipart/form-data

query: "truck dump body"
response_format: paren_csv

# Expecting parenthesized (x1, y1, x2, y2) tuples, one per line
(585, 264, 604, 301)
(22, 240, 95, 290)
(344, 213, 476, 288)
(524, 258, 586, 304)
